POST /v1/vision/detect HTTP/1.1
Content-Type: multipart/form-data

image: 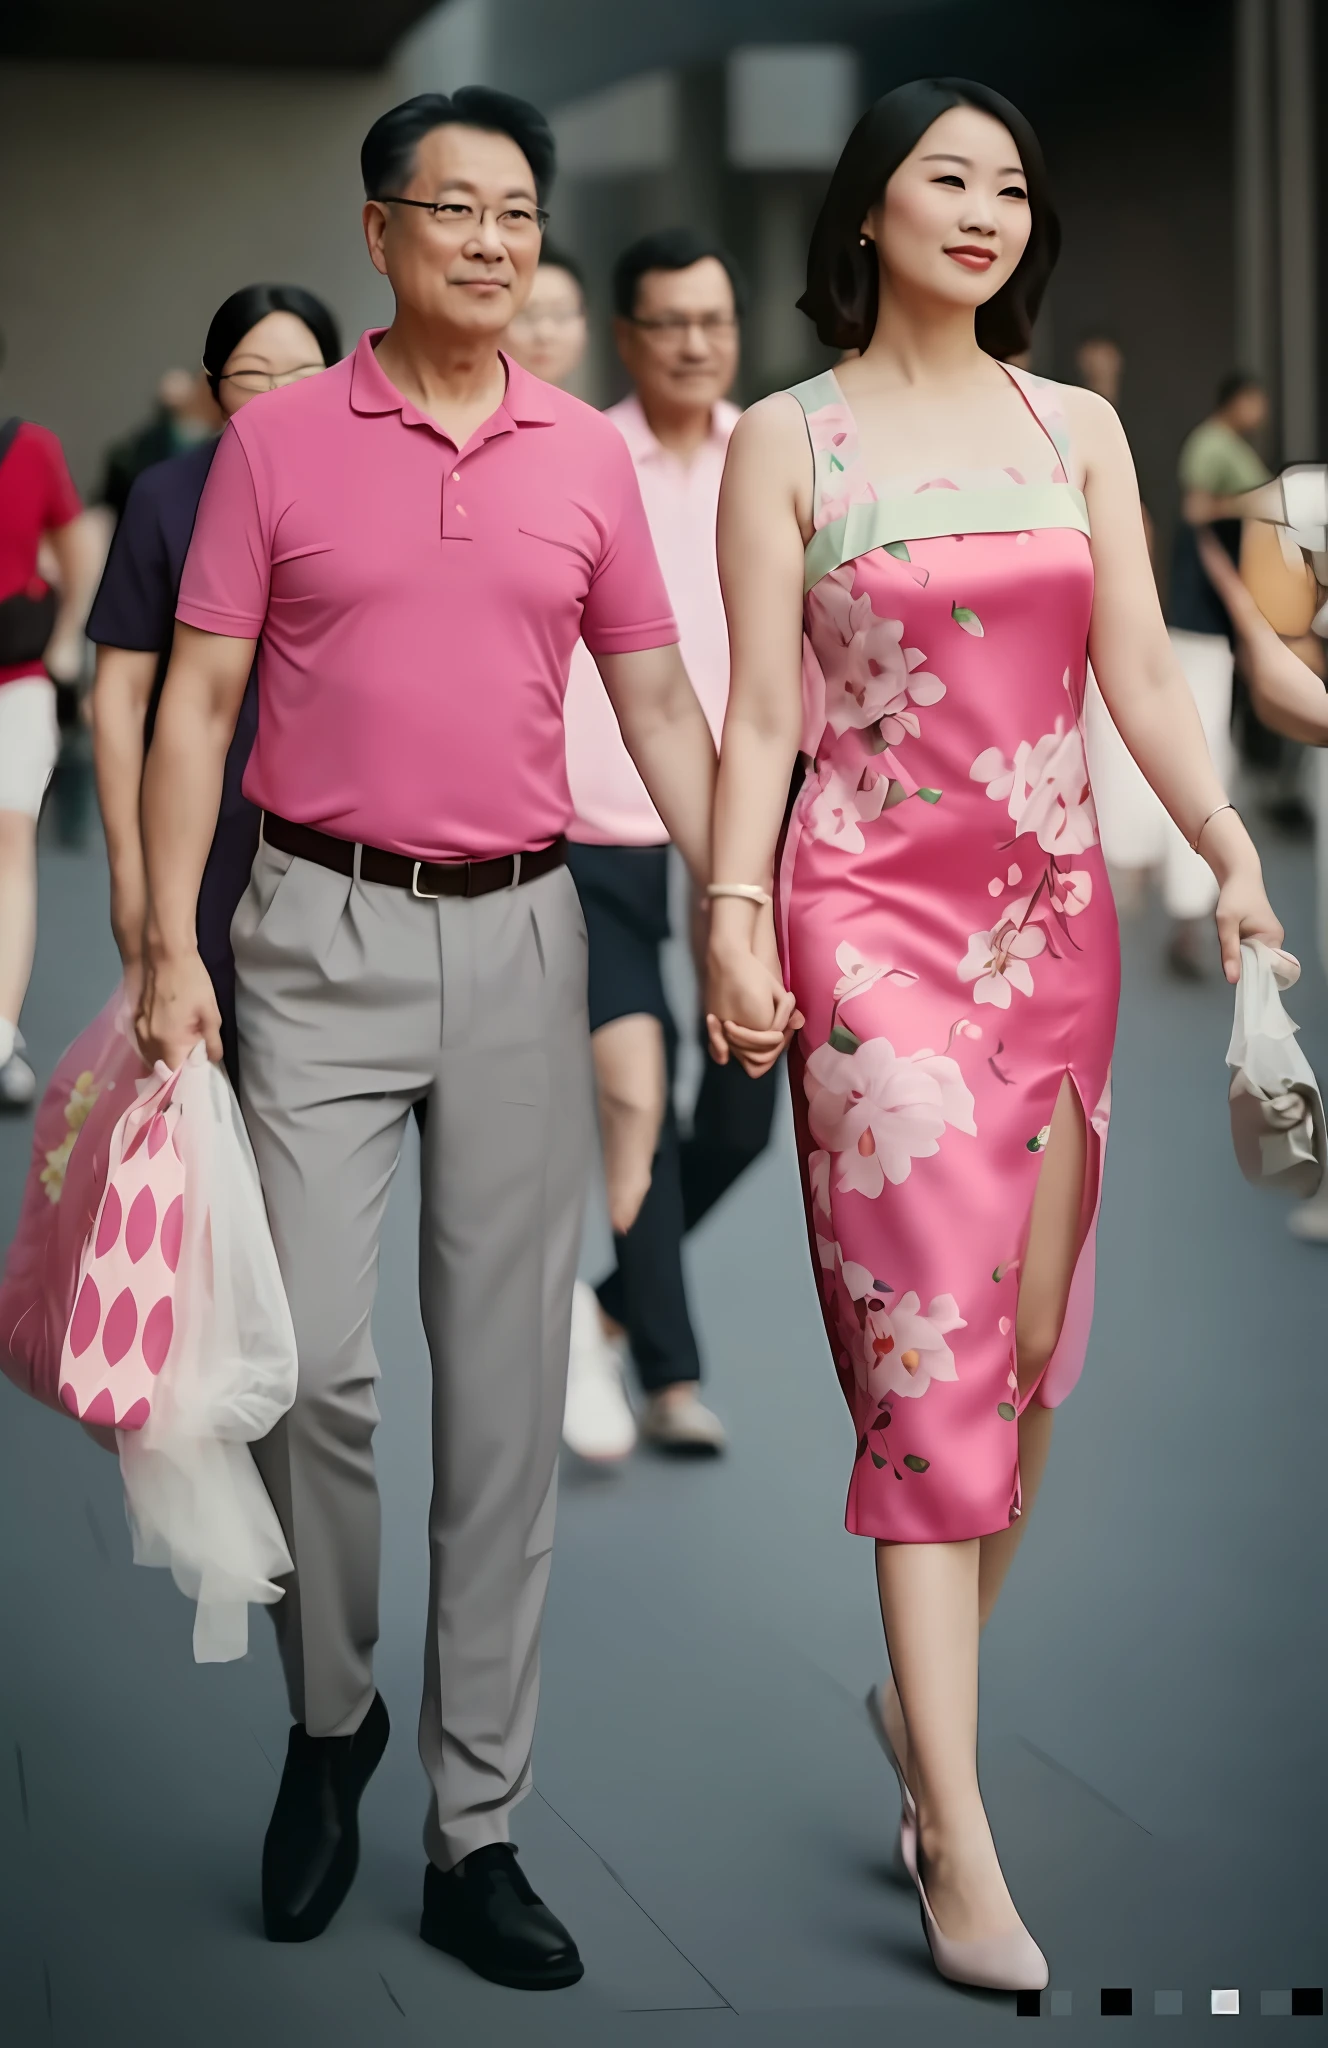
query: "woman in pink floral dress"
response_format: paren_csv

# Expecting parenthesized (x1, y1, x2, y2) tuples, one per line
(706, 79, 1284, 1994)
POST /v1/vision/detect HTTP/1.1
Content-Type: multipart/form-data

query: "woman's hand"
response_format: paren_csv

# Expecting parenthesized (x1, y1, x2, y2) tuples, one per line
(705, 937, 802, 1079)
(1215, 859, 1284, 985)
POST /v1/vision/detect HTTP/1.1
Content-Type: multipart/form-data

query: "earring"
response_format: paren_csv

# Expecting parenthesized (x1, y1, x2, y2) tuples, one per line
(860, 236, 871, 248)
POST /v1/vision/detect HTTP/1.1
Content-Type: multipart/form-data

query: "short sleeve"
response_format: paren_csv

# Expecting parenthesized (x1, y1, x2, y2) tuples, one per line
(37, 428, 81, 530)
(578, 432, 678, 657)
(87, 472, 171, 650)
(176, 423, 270, 637)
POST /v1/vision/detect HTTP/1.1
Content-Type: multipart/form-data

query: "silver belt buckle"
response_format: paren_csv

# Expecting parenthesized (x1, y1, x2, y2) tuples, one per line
(411, 860, 441, 900)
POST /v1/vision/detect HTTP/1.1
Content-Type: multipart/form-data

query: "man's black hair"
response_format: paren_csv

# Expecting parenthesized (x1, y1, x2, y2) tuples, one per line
(361, 89, 556, 206)
(612, 227, 747, 321)
(1216, 369, 1263, 410)
(538, 242, 585, 295)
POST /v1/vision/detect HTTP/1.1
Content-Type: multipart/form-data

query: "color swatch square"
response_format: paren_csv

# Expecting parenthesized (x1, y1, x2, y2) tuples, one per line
(1211, 1988, 1240, 2015)
(1261, 1991, 1292, 2016)
(1292, 1988, 1324, 2017)
(1049, 1989, 1072, 2016)
(1101, 1987, 1132, 2016)
(1154, 1990, 1183, 2016)
(1015, 1990, 1041, 2017)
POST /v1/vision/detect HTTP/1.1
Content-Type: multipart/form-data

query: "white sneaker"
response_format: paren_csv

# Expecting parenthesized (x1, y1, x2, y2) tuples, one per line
(0, 1044, 36, 1110)
(563, 1280, 637, 1462)
(640, 1389, 727, 1456)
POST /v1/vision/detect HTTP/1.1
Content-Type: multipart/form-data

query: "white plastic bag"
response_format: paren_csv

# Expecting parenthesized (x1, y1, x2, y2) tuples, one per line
(1226, 940, 1326, 1198)
(117, 1051, 298, 1661)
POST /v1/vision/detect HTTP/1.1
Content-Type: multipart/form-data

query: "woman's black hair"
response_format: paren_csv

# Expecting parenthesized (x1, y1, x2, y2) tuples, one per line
(799, 78, 1060, 362)
(1215, 369, 1263, 409)
(611, 226, 748, 321)
(361, 89, 556, 208)
(538, 242, 586, 296)
(202, 284, 342, 398)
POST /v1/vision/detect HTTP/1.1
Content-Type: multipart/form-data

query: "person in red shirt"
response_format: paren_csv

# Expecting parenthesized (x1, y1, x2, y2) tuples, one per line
(0, 359, 96, 1107)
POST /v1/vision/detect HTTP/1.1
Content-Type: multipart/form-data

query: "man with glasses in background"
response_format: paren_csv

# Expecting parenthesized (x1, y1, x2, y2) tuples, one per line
(552, 230, 781, 1462)
(136, 91, 721, 1990)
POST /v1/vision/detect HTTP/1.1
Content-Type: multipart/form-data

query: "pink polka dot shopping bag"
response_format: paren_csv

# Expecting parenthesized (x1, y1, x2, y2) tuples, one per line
(59, 1061, 186, 1430)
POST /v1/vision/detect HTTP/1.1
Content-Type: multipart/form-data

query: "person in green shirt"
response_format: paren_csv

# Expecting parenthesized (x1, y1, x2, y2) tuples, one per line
(1161, 373, 1271, 975)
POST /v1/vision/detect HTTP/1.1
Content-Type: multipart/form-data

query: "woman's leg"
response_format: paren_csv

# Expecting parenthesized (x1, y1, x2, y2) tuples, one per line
(875, 1539, 1024, 1939)
(877, 1076, 1090, 1929)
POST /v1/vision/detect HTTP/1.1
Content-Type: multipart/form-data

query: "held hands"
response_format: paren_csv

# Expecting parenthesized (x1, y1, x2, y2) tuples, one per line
(705, 920, 803, 1079)
(136, 948, 224, 1070)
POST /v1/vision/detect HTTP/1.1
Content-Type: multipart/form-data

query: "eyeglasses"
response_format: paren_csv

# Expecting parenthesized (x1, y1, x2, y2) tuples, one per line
(629, 313, 738, 341)
(382, 197, 549, 238)
(218, 365, 325, 392)
(509, 307, 586, 330)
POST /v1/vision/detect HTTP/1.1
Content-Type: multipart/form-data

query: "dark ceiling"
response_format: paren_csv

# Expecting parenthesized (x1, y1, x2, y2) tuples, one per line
(1, 1, 439, 67)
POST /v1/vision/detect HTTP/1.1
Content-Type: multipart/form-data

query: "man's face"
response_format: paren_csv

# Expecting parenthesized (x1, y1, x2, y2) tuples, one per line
(1228, 385, 1269, 437)
(363, 123, 543, 339)
(614, 257, 739, 418)
(506, 263, 587, 388)
(1075, 339, 1123, 405)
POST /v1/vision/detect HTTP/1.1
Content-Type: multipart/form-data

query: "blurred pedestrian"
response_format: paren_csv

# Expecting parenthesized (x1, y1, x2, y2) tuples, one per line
(505, 243, 587, 388)
(551, 228, 773, 1462)
(1075, 332, 1162, 917)
(0, 330, 99, 1107)
(1164, 372, 1270, 973)
(98, 366, 221, 521)
(89, 284, 342, 1079)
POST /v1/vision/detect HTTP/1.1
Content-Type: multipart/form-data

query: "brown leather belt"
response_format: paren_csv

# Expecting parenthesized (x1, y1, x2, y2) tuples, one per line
(261, 813, 566, 900)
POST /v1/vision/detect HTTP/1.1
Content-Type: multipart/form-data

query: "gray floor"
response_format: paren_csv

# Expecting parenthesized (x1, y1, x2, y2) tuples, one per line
(2, 741, 1326, 2046)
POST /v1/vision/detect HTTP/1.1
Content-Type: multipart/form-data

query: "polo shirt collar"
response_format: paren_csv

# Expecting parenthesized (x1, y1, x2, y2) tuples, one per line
(348, 328, 557, 436)
(612, 392, 740, 462)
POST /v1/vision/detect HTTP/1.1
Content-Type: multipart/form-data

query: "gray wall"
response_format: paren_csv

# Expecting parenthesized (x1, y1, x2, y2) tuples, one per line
(0, 62, 395, 493)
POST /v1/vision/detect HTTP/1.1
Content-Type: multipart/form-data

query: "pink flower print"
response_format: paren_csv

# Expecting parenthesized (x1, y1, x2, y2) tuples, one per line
(958, 922, 1047, 1007)
(832, 940, 918, 1008)
(804, 758, 889, 853)
(811, 570, 946, 745)
(1049, 868, 1093, 916)
(807, 403, 866, 524)
(807, 1148, 837, 1270)
(970, 718, 1098, 855)
(840, 1264, 966, 1401)
(804, 1034, 977, 1197)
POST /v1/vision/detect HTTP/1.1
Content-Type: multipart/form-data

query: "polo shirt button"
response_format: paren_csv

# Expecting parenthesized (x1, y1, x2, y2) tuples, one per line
(457, 505, 466, 516)
(452, 471, 461, 482)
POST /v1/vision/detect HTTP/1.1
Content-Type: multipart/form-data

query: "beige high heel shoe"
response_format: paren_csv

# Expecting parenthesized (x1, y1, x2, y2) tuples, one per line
(865, 1684, 916, 1877)
(908, 1842, 1049, 1994)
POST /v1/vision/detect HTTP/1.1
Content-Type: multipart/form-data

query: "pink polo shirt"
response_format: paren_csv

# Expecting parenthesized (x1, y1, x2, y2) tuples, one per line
(176, 330, 677, 862)
(563, 394, 739, 846)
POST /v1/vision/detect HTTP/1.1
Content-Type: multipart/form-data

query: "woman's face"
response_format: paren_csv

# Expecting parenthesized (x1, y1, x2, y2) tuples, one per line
(217, 311, 327, 419)
(505, 263, 588, 388)
(865, 104, 1032, 321)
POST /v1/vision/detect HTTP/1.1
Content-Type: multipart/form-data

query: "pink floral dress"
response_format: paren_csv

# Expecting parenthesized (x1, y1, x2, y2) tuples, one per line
(776, 365, 1120, 1543)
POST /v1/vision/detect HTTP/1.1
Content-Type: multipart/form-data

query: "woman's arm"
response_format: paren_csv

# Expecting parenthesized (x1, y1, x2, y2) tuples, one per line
(705, 396, 810, 1071)
(92, 645, 157, 987)
(1194, 527, 1328, 743)
(1067, 387, 1283, 979)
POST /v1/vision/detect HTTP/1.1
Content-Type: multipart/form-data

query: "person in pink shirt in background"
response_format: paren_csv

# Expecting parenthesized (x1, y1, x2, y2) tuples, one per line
(513, 230, 781, 1463)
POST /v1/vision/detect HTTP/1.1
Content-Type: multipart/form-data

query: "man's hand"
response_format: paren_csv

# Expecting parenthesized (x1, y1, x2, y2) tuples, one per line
(136, 948, 223, 1069)
(705, 938, 801, 1079)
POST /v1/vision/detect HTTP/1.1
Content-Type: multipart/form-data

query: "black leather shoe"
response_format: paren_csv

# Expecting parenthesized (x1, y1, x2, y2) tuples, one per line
(261, 1691, 390, 1942)
(420, 1845, 584, 1989)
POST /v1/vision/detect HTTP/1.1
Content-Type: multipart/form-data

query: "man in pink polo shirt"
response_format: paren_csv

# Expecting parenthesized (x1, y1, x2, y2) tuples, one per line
(136, 91, 738, 1990)
(548, 231, 781, 1463)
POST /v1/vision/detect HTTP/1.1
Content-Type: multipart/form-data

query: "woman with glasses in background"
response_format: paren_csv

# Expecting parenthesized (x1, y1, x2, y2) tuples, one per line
(89, 283, 341, 1078)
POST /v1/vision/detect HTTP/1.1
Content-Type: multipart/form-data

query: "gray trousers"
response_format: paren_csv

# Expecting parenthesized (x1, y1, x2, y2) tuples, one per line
(231, 840, 592, 1870)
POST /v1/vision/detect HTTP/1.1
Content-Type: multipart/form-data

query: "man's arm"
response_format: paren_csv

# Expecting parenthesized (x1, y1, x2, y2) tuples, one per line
(92, 645, 157, 987)
(593, 643, 716, 888)
(138, 623, 255, 1066)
